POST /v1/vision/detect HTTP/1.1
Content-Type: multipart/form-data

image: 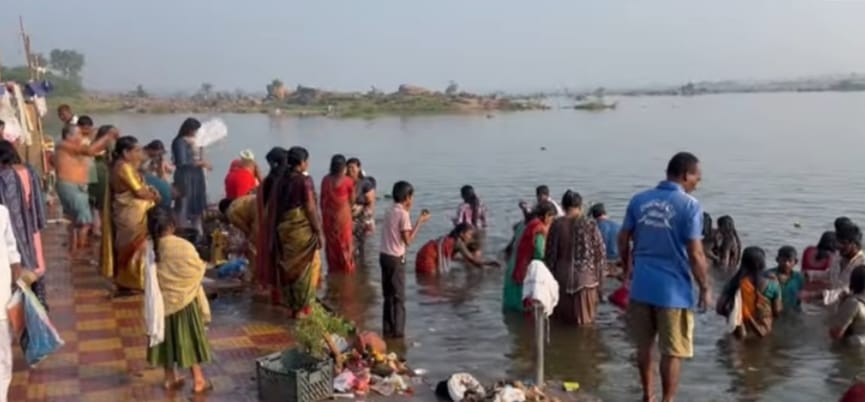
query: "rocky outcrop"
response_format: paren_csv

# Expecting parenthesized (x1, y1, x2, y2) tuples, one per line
(397, 84, 432, 96)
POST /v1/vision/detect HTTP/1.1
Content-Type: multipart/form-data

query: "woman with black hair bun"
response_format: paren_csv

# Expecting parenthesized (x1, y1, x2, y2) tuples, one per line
(263, 146, 324, 318)
(101, 136, 159, 293)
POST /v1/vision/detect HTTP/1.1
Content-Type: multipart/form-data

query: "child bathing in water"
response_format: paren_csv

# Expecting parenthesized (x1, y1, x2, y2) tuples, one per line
(715, 215, 742, 270)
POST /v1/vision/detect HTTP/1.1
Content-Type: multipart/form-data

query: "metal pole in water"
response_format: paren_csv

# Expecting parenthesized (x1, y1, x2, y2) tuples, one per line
(533, 302, 544, 386)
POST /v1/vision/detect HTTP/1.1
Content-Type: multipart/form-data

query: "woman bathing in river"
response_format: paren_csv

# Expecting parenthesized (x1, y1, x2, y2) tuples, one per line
(717, 246, 782, 339)
(454, 185, 488, 229)
(830, 265, 865, 346)
(503, 201, 556, 313)
(545, 190, 607, 326)
(320, 154, 355, 273)
(415, 223, 498, 275)
(715, 215, 742, 270)
(347, 158, 376, 254)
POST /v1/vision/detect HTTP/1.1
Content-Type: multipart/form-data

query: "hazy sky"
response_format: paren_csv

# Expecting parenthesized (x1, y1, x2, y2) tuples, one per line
(1, 1, 863, 93)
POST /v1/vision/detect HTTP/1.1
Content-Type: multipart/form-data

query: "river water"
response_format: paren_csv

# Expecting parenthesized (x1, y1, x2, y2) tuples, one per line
(96, 92, 865, 401)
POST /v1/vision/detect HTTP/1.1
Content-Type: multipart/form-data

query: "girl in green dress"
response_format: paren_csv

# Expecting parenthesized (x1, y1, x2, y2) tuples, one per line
(146, 206, 213, 393)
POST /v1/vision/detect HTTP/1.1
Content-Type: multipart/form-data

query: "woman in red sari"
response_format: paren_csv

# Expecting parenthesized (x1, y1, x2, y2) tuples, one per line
(320, 154, 356, 273)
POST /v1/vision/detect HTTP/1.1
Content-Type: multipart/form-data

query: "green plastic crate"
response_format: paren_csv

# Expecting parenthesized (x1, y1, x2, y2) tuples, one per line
(256, 349, 334, 402)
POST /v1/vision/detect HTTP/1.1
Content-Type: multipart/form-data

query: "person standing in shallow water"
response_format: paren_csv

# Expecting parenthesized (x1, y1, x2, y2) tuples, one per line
(379, 181, 430, 338)
(503, 201, 557, 313)
(320, 154, 356, 273)
(171, 118, 210, 235)
(546, 191, 606, 325)
(346, 158, 376, 256)
(618, 152, 709, 402)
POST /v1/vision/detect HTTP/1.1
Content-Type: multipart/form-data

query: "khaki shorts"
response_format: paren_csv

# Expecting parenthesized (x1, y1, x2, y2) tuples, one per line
(627, 301, 694, 358)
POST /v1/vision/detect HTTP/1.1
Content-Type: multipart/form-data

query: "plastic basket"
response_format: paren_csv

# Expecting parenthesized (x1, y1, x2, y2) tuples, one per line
(256, 349, 334, 402)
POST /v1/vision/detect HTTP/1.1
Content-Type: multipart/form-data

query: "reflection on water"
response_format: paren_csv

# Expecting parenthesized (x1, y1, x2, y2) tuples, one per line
(96, 92, 865, 401)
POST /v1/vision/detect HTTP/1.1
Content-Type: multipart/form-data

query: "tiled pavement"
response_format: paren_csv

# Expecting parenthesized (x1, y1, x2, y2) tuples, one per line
(11, 223, 295, 402)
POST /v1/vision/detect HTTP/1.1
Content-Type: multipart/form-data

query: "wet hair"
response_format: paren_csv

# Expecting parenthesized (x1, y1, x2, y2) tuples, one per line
(561, 190, 582, 210)
(0, 141, 22, 165)
(460, 185, 481, 226)
(702, 212, 713, 238)
(392, 181, 414, 203)
(777, 245, 798, 262)
(666, 152, 699, 180)
(95, 125, 115, 141)
(218, 198, 233, 216)
(61, 124, 77, 140)
(144, 140, 165, 152)
(176, 117, 201, 138)
(717, 215, 739, 241)
(57, 104, 71, 113)
(76, 115, 94, 128)
(740, 246, 767, 283)
(837, 224, 862, 249)
(146, 205, 175, 263)
(835, 217, 855, 232)
(590, 203, 606, 219)
(449, 222, 473, 239)
(534, 201, 557, 219)
(817, 231, 838, 260)
(111, 136, 139, 164)
(329, 154, 347, 176)
(850, 265, 865, 295)
(536, 185, 550, 197)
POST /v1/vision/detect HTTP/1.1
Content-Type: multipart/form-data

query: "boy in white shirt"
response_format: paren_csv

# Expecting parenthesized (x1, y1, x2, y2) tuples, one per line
(0, 204, 23, 402)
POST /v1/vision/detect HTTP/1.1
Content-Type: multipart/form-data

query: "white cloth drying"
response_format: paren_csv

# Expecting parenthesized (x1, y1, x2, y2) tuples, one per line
(143, 241, 165, 347)
(521, 260, 559, 317)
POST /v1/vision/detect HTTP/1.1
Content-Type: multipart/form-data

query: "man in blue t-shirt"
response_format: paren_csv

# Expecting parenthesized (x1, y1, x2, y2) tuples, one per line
(618, 152, 709, 402)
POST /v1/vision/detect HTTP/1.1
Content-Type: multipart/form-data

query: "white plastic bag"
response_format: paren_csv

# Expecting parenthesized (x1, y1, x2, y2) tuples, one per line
(195, 118, 228, 148)
(144, 241, 165, 347)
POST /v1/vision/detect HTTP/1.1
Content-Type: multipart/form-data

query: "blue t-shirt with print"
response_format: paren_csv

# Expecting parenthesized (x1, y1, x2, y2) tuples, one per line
(622, 180, 703, 309)
(597, 218, 621, 260)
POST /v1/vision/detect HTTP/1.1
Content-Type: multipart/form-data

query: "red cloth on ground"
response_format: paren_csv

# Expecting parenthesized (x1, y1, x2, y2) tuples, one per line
(224, 160, 257, 199)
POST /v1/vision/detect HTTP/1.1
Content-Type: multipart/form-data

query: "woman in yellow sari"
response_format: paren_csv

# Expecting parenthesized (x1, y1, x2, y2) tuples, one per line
(100, 136, 158, 293)
(146, 205, 212, 393)
(264, 146, 323, 318)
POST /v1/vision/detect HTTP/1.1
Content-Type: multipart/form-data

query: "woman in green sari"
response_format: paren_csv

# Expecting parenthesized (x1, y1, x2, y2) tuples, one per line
(264, 146, 324, 319)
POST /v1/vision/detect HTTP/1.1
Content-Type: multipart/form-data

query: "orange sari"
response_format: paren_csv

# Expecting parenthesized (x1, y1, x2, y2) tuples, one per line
(739, 277, 774, 338)
(320, 175, 355, 273)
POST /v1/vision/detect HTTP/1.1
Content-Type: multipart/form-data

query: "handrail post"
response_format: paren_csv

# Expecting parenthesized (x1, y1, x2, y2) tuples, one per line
(533, 301, 544, 386)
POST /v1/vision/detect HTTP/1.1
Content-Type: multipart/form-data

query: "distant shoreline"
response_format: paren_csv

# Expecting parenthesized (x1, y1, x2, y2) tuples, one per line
(53, 90, 549, 118)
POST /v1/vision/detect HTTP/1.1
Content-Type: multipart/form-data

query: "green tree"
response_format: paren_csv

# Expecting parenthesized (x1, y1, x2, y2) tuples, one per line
(266, 78, 284, 99)
(48, 49, 85, 79)
(200, 82, 213, 98)
(445, 80, 459, 96)
(134, 84, 149, 98)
